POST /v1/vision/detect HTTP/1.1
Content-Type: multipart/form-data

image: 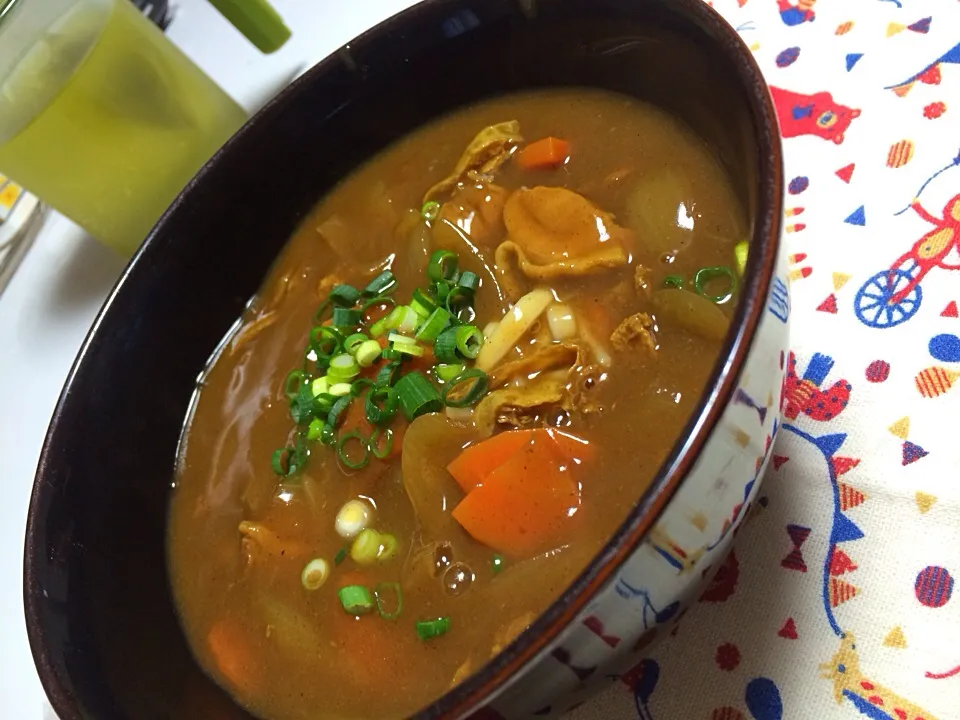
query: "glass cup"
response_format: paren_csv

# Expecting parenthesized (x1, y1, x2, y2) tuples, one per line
(0, 0, 248, 256)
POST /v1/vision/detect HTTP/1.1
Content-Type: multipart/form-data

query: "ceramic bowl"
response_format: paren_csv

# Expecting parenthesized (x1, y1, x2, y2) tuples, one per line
(24, 0, 786, 717)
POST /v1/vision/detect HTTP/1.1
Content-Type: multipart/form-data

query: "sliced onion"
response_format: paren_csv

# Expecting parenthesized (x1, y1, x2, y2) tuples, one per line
(546, 303, 577, 342)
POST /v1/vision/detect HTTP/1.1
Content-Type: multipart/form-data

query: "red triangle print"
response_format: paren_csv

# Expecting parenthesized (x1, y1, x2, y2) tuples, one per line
(817, 294, 839, 313)
(773, 455, 789, 470)
(836, 163, 855, 183)
(781, 548, 808, 572)
(830, 578, 858, 607)
(786, 524, 811, 546)
(942, 301, 958, 318)
(778, 617, 798, 639)
(583, 616, 621, 648)
(839, 482, 867, 511)
(831, 456, 860, 477)
(830, 547, 858, 576)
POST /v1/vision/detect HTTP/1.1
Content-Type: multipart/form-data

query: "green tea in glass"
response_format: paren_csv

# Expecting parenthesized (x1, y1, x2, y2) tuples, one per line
(0, 0, 249, 256)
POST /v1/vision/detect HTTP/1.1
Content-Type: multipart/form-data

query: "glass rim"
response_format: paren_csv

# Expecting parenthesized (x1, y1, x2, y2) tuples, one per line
(0, 0, 22, 26)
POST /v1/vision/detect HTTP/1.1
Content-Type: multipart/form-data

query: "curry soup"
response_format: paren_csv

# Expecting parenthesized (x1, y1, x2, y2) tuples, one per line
(168, 88, 746, 720)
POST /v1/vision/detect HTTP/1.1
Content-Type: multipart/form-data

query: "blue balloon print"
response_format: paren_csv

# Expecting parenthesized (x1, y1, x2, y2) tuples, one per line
(634, 659, 660, 705)
(745, 677, 784, 720)
(929, 333, 960, 362)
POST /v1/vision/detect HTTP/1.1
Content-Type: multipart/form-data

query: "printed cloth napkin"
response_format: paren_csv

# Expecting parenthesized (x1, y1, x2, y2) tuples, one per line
(569, 1, 960, 719)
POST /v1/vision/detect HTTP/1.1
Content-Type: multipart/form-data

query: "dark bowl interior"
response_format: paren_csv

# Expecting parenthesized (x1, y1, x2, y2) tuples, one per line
(24, 0, 779, 718)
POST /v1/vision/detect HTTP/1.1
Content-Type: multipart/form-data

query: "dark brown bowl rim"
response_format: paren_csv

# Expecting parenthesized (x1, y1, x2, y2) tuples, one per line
(24, 0, 783, 718)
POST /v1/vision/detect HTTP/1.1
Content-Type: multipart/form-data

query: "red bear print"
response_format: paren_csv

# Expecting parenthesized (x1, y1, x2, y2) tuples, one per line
(783, 352, 851, 422)
(770, 87, 861, 144)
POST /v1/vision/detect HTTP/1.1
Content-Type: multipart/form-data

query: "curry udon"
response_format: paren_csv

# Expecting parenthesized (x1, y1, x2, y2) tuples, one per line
(168, 88, 746, 719)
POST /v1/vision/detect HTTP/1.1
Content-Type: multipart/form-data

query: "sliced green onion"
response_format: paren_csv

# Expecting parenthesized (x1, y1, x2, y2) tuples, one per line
(457, 271, 480, 294)
(388, 332, 417, 345)
(284, 370, 306, 400)
(307, 417, 325, 440)
(432, 280, 452, 304)
(442, 368, 488, 408)
(376, 361, 402, 388)
(350, 528, 383, 565)
(301, 558, 330, 590)
(320, 424, 336, 446)
(337, 430, 370, 470)
(310, 326, 342, 362)
(427, 250, 459, 283)
(350, 378, 374, 397)
(694, 266, 738, 304)
(329, 382, 353, 397)
(410, 288, 438, 318)
(334, 547, 348, 565)
(377, 533, 398, 560)
(339, 585, 374, 615)
(492, 554, 504, 574)
(663, 274, 684, 289)
(415, 307, 453, 343)
(363, 271, 396, 297)
(328, 353, 360, 381)
(445, 284, 473, 313)
(734, 241, 748, 276)
(361, 294, 397, 312)
(396, 306, 420, 334)
(335, 499, 373, 538)
(271, 447, 295, 476)
(434, 328, 460, 363)
(416, 616, 451, 641)
(343, 332, 368, 355)
(366, 387, 399, 426)
(329, 284, 360, 307)
(421, 200, 441, 222)
(312, 299, 332, 324)
(332, 307, 362, 329)
(454, 325, 484, 359)
(374, 582, 403, 620)
(356, 339, 383, 368)
(395, 371, 443, 420)
(393, 341, 425, 358)
(327, 395, 352, 428)
(311, 376, 330, 397)
(290, 384, 323, 424)
(435, 363, 465, 383)
(381, 347, 403, 362)
(370, 427, 394, 459)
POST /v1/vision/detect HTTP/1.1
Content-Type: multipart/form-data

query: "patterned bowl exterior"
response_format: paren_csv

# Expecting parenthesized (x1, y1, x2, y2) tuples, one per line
(479, 251, 791, 719)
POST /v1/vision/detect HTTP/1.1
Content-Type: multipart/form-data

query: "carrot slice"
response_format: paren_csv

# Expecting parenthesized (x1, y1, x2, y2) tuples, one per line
(515, 137, 571, 170)
(447, 429, 536, 493)
(451, 439, 580, 557)
(207, 619, 259, 693)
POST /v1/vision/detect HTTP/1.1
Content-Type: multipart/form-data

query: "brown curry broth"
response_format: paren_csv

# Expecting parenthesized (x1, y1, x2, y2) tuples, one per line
(168, 89, 744, 719)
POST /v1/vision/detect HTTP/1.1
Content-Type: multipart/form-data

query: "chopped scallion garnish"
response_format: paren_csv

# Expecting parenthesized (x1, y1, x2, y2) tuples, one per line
(332, 307, 362, 329)
(363, 271, 396, 297)
(329, 284, 360, 307)
(350, 528, 383, 565)
(663, 274, 684, 289)
(421, 200, 441, 222)
(374, 582, 403, 620)
(365, 387, 399, 426)
(415, 616, 451, 641)
(339, 585, 374, 615)
(355, 339, 383, 368)
(435, 363, 465, 383)
(427, 249, 459, 283)
(415, 307, 453, 343)
(284, 369, 306, 400)
(343, 332, 368, 355)
(457, 271, 480, 293)
(301, 558, 330, 590)
(310, 326, 342, 363)
(395, 371, 443, 420)
(334, 547, 348, 565)
(442, 368, 488, 408)
(369, 427, 394, 459)
(327, 395, 352, 428)
(307, 417, 324, 440)
(375, 361, 402, 388)
(410, 288, 437, 318)
(454, 325, 484, 359)
(337, 430, 370, 470)
(734, 242, 748, 276)
(328, 353, 360, 381)
(694, 266, 738, 304)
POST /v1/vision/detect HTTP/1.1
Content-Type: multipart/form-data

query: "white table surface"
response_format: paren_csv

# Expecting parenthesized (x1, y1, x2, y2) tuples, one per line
(0, 1, 417, 716)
